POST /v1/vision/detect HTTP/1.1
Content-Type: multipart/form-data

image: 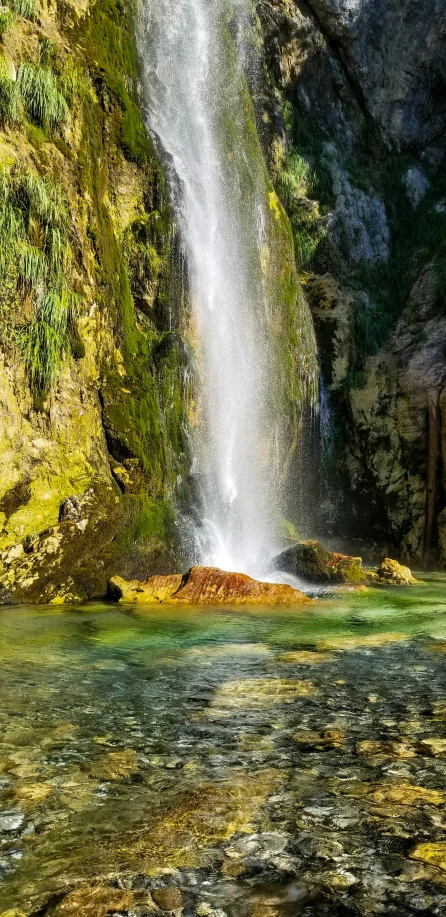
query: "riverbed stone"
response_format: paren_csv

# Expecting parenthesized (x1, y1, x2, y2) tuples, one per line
(152, 887, 184, 910)
(369, 784, 445, 807)
(0, 812, 23, 831)
(417, 738, 446, 757)
(276, 651, 334, 665)
(52, 886, 134, 917)
(90, 748, 139, 782)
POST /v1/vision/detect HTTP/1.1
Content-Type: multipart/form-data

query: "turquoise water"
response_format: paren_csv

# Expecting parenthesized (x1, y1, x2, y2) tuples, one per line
(1, 578, 446, 915)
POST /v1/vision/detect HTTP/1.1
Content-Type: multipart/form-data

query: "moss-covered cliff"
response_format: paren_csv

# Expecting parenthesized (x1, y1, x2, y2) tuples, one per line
(0, 0, 192, 603)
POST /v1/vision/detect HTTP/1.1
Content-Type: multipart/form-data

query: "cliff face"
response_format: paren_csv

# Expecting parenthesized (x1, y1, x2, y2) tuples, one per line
(258, 0, 446, 565)
(0, 0, 191, 603)
(0, 0, 318, 604)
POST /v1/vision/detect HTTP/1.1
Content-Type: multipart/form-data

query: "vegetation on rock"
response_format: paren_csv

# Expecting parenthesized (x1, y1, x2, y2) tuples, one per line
(272, 539, 366, 585)
(0, 166, 78, 392)
(0, 0, 192, 602)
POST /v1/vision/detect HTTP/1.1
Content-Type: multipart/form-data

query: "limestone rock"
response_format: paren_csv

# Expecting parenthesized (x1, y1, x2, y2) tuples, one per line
(374, 557, 417, 586)
(271, 540, 365, 584)
(305, 0, 446, 152)
(152, 887, 184, 910)
(325, 152, 389, 263)
(404, 167, 430, 209)
(107, 566, 310, 606)
(107, 573, 183, 603)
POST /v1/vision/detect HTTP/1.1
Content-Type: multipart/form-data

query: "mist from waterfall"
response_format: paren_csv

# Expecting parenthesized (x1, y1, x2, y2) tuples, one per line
(137, 0, 317, 576)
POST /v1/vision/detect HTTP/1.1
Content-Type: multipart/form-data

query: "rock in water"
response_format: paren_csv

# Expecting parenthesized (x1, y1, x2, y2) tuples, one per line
(271, 540, 366, 584)
(107, 566, 310, 606)
(374, 558, 417, 585)
(107, 573, 183, 603)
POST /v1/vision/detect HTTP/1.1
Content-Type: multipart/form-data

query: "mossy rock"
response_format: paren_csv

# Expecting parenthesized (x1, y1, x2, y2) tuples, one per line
(271, 539, 366, 584)
(373, 557, 417, 586)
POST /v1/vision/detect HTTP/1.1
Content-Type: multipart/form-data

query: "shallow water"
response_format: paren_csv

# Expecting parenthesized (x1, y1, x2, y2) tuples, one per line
(1, 578, 446, 915)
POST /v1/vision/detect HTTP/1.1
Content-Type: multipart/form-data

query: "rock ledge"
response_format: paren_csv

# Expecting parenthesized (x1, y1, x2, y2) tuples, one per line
(108, 566, 310, 606)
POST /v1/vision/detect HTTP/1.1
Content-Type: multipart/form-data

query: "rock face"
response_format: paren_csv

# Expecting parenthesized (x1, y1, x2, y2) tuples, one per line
(272, 541, 365, 584)
(108, 566, 311, 606)
(305, 0, 446, 153)
(257, 0, 446, 567)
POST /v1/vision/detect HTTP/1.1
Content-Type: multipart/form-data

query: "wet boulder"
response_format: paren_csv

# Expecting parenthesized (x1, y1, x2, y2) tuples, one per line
(107, 572, 183, 603)
(373, 557, 417, 586)
(107, 566, 310, 606)
(271, 540, 366, 585)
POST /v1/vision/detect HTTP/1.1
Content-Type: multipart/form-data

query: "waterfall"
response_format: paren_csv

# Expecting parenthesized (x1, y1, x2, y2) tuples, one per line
(137, 0, 318, 576)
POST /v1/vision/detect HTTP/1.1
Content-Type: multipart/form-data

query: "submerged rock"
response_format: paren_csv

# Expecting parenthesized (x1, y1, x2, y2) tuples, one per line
(411, 842, 446, 871)
(271, 540, 365, 584)
(52, 885, 134, 917)
(108, 566, 310, 606)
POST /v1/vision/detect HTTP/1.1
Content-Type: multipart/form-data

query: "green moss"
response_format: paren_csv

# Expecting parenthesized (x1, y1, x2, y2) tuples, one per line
(26, 122, 47, 147)
(131, 494, 176, 542)
(276, 103, 333, 274)
(65, 0, 190, 512)
(120, 99, 148, 165)
(72, 0, 153, 166)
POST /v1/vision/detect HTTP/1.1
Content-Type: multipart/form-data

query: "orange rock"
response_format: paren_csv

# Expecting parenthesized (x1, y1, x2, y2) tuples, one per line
(108, 566, 310, 606)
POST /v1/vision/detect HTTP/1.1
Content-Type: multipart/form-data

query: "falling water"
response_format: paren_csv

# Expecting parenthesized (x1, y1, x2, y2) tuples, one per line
(137, 0, 318, 575)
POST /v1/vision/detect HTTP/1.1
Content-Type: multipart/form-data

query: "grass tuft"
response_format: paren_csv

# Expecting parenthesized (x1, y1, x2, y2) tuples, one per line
(0, 7, 15, 35)
(17, 62, 68, 131)
(18, 242, 45, 289)
(10, 0, 37, 21)
(0, 56, 22, 126)
(0, 166, 80, 393)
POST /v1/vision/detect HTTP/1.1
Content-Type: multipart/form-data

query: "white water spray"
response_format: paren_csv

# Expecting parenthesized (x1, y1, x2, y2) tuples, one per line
(138, 0, 317, 575)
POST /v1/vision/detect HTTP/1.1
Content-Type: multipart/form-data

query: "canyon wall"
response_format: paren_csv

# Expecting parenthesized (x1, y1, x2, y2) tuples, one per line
(258, 0, 446, 565)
